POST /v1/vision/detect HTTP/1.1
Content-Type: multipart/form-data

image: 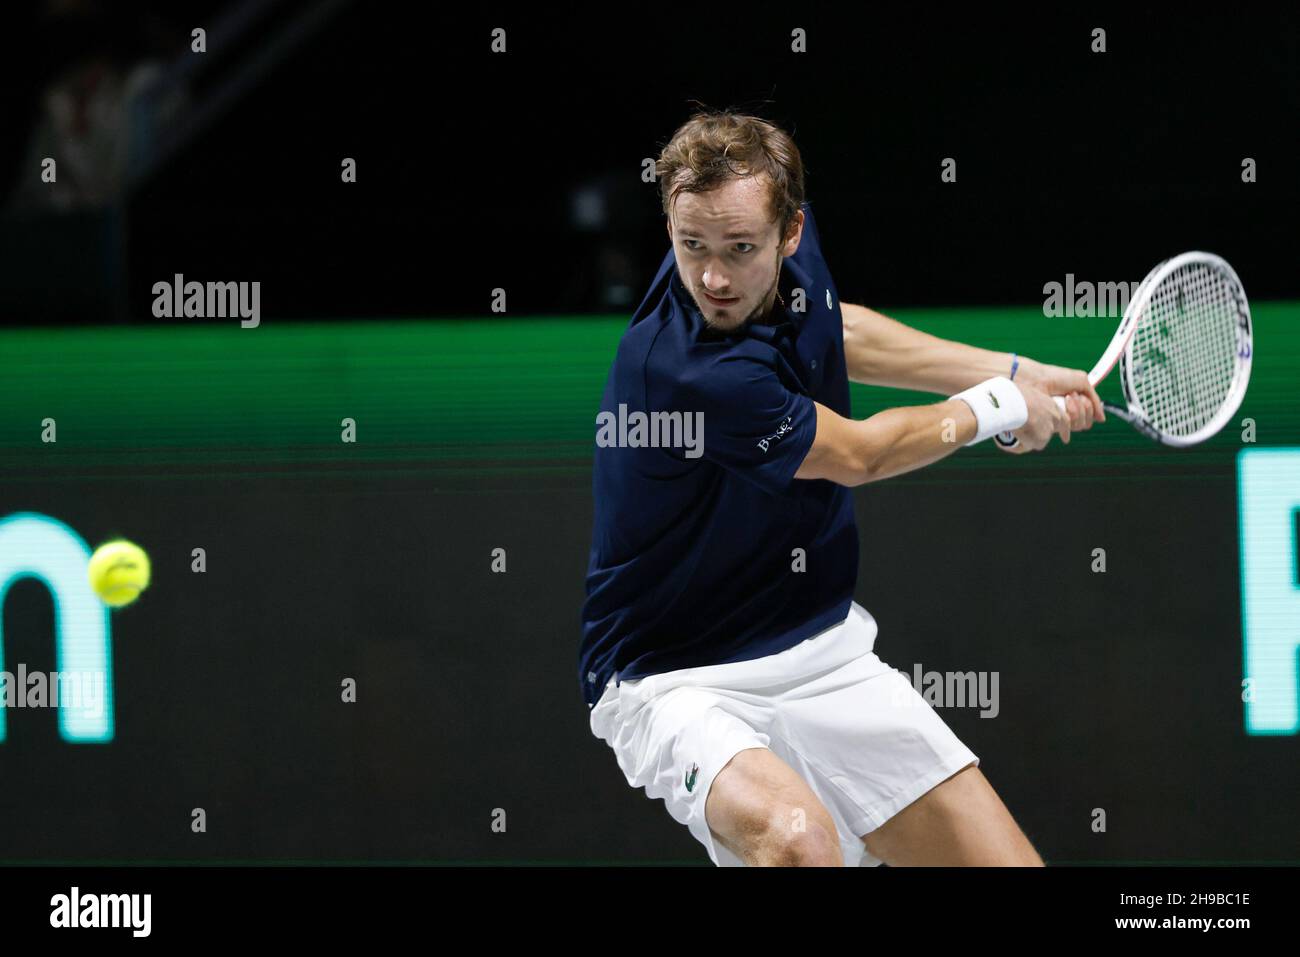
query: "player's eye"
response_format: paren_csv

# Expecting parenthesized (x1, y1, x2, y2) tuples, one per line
(682, 240, 754, 252)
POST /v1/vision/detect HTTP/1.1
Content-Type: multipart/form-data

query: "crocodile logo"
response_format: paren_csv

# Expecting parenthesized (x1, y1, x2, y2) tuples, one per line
(684, 763, 700, 792)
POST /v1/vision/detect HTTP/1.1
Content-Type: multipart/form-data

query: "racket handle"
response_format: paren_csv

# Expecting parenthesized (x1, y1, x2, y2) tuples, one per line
(995, 395, 1067, 448)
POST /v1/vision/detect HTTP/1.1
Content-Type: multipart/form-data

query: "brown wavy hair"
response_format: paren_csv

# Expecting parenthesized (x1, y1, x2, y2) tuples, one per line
(655, 109, 806, 241)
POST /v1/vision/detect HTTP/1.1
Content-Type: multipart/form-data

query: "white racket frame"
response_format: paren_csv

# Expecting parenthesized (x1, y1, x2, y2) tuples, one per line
(997, 251, 1253, 448)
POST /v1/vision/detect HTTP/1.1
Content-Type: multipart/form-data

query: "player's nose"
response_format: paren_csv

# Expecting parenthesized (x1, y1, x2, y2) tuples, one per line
(702, 268, 732, 293)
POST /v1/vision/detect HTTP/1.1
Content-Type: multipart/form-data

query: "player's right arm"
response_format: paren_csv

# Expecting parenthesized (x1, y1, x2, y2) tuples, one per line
(797, 377, 1075, 485)
(794, 399, 977, 486)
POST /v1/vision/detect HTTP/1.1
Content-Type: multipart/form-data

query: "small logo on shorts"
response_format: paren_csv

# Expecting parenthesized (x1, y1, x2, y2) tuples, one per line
(684, 763, 699, 792)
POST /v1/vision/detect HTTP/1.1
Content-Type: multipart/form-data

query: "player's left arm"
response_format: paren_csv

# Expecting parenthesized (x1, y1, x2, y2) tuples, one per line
(840, 301, 1103, 427)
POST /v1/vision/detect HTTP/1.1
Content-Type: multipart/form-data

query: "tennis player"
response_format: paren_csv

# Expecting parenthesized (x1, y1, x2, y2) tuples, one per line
(579, 111, 1103, 867)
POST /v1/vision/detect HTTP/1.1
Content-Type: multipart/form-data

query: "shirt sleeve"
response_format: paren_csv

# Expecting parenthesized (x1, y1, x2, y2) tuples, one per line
(672, 356, 817, 495)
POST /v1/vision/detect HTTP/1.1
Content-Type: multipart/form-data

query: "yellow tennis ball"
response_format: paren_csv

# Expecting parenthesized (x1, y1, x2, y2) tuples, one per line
(88, 539, 151, 608)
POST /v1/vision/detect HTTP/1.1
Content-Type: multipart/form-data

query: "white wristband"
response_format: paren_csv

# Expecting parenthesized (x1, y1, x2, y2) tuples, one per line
(950, 376, 1028, 446)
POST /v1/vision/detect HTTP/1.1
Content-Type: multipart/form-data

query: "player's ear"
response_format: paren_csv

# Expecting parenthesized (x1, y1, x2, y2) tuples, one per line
(780, 210, 803, 256)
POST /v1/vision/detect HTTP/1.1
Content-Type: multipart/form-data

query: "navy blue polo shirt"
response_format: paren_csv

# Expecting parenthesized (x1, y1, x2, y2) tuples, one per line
(578, 201, 858, 709)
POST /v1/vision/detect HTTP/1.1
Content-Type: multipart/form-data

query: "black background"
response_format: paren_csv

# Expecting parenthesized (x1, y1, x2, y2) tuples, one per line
(0, 5, 1297, 323)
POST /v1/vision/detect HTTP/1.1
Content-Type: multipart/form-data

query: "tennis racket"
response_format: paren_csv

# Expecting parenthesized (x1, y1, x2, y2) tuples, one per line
(997, 251, 1253, 448)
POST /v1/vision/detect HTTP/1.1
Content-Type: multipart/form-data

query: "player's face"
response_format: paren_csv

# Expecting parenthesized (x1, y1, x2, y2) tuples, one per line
(668, 176, 801, 333)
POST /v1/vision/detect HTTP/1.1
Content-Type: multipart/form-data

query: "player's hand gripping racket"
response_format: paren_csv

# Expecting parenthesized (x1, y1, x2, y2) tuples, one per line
(996, 251, 1253, 449)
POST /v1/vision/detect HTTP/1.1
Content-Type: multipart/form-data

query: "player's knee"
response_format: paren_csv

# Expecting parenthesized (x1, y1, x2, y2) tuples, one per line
(749, 811, 843, 867)
(706, 749, 844, 865)
(777, 820, 843, 866)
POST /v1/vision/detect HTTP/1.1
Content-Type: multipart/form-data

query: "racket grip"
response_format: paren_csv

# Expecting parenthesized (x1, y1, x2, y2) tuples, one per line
(995, 395, 1067, 447)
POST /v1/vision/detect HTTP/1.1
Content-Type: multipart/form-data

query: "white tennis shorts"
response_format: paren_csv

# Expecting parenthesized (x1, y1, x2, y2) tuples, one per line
(589, 601, 979, 866)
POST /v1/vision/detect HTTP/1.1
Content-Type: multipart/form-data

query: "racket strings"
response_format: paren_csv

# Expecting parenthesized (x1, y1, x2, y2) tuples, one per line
(1125, 262, 1242, 437)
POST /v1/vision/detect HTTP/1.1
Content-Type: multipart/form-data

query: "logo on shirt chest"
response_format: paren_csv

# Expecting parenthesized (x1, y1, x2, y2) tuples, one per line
(757, 416, 794, 453)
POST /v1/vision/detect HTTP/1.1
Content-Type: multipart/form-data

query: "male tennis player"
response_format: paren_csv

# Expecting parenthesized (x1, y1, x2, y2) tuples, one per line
(579, 111, 1103, 866)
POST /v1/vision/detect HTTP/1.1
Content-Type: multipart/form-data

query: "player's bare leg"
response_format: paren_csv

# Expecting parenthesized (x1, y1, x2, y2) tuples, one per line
(861, 763, 1044, 866)
(705, 747, 844, 866)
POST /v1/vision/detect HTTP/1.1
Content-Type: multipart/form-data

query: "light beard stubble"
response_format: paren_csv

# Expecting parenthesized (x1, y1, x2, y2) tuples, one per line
(695, 257, 783, 333)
